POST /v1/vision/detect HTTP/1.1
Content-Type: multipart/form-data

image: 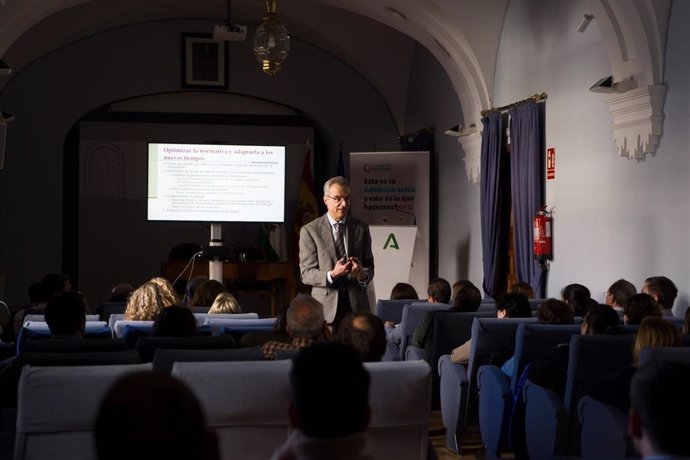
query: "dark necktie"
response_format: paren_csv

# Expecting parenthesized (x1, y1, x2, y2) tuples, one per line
(334, 222, 347, 259)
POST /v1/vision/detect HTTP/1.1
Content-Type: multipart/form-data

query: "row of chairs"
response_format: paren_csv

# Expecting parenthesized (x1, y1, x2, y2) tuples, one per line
(15, 359, 433, 460)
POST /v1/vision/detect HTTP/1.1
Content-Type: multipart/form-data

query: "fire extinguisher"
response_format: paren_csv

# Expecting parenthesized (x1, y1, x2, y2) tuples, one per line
(533, 207, 553, 263)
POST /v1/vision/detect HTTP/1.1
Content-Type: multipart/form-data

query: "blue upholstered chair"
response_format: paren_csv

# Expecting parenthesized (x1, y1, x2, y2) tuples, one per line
(397, 302, 450, 361)
(406, 310, 494, 410)
(477, 323, 581, 460)
(14, 363, 153, 460)
(578, 395, 634, 459)
(522, 334, 634, 459)
(438, 317, 536, 452)
(375, 298, 419, 324)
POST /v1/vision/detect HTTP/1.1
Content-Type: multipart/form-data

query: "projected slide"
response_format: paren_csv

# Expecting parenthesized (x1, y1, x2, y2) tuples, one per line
(147, 142, 285, 222)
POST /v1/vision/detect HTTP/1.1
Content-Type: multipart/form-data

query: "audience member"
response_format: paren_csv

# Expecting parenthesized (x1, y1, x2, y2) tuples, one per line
(508, 281, 535, 299)
(623, 293, 662, 325)
(208, 292, 242, 314)
(628, 360, 690, 458)
(13, 273, 72, 337)
(384, 278, 452, 345)
(561, 283, 592, 317)
(337, 312, 386, 362)
(271, 342, 372, 460)
(189, 280, 226, 308)
(124, 281, 166, 321)
(151, 306, 198, 337)
(95, 372, 219, 460)
(108, 283, 133, 303)
(605, 278, 637, 315)
(44, 291, 87, 338)
(261, 294, 330, 360)
(641, 275, 678, 316)
(389, 282, 419, 300)
(410, 281, 482, 354)
(536, 298, 575, 324)
(525, 304, 619, 397)
(150, 277, 179, 307)
(451, 279, 476, 303)
(587, 316, 681, 413)
(450, 293, 531, 365)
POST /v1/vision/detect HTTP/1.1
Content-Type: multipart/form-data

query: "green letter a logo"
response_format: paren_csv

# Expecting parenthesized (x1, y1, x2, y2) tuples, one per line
(383, 233, 400, 250)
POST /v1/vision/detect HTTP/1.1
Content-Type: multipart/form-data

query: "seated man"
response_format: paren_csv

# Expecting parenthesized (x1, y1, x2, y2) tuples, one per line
(384, 278, 451, 345)
(271, 342, 372, 460)
(641, 275, 678, 316)
(95, 372, 219, 460)
(337, 312, 386, 362)
(261, 294, 330, 360)
(44, 291, 87, 338)
(605, 278, 637, 315)
(629, 360, 690, 458)
(623, 293, 662, 325)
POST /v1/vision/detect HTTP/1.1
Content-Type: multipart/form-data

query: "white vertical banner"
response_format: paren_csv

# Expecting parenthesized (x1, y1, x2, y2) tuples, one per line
(369, 226, 418, 302)
(349, 151, 429, 299)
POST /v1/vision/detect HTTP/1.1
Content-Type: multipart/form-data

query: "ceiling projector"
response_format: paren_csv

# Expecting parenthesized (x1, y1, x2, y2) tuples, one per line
(213, 23, 247, 41)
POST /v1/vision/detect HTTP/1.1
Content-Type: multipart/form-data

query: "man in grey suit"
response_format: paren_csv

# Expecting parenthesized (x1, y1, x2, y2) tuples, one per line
(299, 176, 374, 330)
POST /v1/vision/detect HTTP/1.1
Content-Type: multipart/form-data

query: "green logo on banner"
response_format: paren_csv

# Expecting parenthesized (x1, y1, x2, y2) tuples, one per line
(383, 233, 399, 250)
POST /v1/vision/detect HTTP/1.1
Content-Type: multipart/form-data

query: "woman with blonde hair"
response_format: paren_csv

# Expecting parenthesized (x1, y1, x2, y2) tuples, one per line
(149, 277, 179, 307)
(208, 292, 242, 314)
(123, 281, 166, 321)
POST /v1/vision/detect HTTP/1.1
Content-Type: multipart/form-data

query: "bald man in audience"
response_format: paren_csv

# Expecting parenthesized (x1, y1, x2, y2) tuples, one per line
(261, 294, 330, 360)
(337, 312, 386, 362)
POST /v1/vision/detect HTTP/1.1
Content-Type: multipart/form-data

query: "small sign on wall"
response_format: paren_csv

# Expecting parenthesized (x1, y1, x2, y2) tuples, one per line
(547, 147, 556, 180)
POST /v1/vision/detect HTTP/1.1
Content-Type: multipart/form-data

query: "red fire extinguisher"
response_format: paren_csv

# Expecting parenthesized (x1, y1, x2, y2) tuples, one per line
(533, 207, 553, 262)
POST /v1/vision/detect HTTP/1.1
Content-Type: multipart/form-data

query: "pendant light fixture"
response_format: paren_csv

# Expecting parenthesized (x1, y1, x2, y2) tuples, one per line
(252, 0, 290, 76)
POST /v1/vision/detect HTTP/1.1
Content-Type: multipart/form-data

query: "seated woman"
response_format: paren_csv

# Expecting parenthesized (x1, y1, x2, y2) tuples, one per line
(389, 282, 419, 300)
(123, 281, 166, 321)
(149, 277, 179, 307)
(208, 292, 242, 314)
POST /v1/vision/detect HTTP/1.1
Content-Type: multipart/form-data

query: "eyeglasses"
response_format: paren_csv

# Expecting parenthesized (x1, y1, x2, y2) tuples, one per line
(326, 195, 351, 204)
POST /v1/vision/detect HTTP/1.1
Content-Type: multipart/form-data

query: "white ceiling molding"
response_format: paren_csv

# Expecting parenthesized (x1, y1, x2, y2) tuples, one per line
(458, 131, 482, 183)
(602, 84, 666, 159)
(586, 0, 671, 160)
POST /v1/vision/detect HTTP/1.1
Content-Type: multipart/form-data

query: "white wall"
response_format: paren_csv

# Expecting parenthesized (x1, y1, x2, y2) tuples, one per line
(405, 45, 484, 289)
(495, 0, 690, 313)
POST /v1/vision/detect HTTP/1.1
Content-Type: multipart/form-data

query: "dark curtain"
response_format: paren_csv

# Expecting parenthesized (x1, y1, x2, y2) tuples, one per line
(509, 101, 546, 296)
(480, 113, 509, 297)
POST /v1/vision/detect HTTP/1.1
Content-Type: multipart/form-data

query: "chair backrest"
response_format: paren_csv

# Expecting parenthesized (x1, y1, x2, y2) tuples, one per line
(510, 323, 582, 392)
(365, 360, 432, 460)
(107, 313, 125, 331)
(19, 349, 142, 368)
(462, 317, 537, 428)
(135, 335, 237, 362)
(192, 312, 258, 327)
(528, 298, 547, 310)
(561, 334, 634, 456)
(203, 317, 277, 336)
(152, 346, 264, 373)
(21, 338, 127, 354)
(113, 320, 154, 338)
(375, 298, 418, 323)
(578, 395, 634, 459)
(96, 301, 126, 323)
(399, 302, 450, 360)
(15, 363, 153, 460)
(637, 346, 690, 367)
(171, 360, 292, 460)
(17, 322, 113, 353)
(23, 314, 100, 325)
(428, 311, 495, 406)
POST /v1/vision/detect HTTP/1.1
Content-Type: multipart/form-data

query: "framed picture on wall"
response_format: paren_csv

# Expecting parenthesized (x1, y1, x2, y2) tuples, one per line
(181, 33, 229, 89)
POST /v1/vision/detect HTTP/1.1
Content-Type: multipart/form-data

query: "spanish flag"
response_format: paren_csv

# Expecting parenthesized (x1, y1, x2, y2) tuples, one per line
(293, 139, 319, 261)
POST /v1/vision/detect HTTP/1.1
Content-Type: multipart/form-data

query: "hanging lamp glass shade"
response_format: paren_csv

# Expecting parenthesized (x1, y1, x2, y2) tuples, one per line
(252, 0, 290, 76)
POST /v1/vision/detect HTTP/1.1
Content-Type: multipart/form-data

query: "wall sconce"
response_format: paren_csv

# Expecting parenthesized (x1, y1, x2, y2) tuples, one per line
(577, 14, 594, 33)
(589, 75, 637, 94)
(253, 0, 290, 76)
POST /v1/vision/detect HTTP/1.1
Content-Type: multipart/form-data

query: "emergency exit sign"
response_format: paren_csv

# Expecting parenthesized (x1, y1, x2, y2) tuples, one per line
(547, 148, 555, 180)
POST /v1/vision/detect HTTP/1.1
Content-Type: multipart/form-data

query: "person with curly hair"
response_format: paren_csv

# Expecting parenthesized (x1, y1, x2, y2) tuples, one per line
(124, 281, 166, 321)
(149, 277, 179, 307)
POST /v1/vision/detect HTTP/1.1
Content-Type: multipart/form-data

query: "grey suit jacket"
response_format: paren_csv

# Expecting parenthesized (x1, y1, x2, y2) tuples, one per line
(299, 214, 374, 323)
